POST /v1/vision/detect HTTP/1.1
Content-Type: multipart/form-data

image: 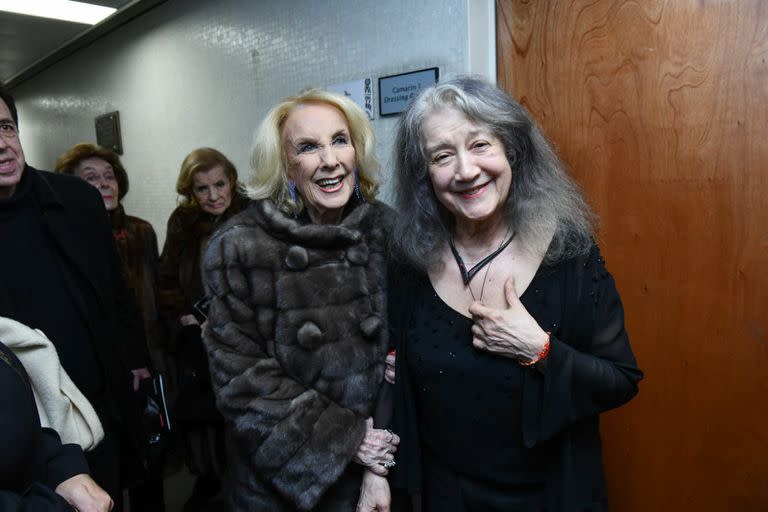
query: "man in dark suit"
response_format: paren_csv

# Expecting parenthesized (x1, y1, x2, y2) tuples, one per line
(0, 86, 150, 511)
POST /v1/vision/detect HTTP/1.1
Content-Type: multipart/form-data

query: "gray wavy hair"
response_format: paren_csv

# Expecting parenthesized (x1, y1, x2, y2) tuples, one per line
(390, 75, 595, 271)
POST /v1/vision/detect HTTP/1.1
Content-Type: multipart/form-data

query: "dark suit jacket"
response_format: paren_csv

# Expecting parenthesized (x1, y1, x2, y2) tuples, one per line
(0, 166, 148, 421)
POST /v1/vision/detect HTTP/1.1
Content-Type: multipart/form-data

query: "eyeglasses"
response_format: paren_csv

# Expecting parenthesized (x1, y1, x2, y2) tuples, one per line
(0, 121, 19, 139)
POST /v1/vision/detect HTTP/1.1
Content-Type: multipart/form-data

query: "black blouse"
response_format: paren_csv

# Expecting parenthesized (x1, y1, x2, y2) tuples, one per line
(389, 244, 643, 512)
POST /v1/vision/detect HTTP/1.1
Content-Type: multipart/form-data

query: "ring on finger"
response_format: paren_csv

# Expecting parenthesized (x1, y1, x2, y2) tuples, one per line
(381, 459, 396, 469)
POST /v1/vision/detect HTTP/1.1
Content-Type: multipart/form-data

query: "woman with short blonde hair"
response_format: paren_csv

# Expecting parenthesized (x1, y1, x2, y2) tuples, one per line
(201, 89, 397, 511)
(250, 88, 379, 214)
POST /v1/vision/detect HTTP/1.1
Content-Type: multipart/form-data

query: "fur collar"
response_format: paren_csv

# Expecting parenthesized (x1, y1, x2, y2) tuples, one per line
(241, 199, 388, 249)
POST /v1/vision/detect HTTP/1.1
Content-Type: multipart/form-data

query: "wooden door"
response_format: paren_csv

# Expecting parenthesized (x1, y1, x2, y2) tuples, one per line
(497, 1, 768, 509)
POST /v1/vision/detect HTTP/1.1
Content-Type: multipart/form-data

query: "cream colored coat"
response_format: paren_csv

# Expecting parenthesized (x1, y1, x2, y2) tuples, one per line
(0, 317, 104, 451)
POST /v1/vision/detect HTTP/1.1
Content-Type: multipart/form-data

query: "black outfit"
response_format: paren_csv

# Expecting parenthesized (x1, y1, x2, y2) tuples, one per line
(389, 245, 643, 512)
(0, 341, 90, 510)
(159, 204, 247, 426)
(110, 204, 166, 372)
(0, 166, 149, 510)
(159, 201, 249, 512)
(410, 291, 550, 510)
(0, 169, 104, 398)
(108, 205, 167, 511)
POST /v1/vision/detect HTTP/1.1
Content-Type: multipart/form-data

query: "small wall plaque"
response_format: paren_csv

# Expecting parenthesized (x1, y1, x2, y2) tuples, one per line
(95, 111, 123, 154)
(378, 67, 439, 116)
(327, 78, 375, 120)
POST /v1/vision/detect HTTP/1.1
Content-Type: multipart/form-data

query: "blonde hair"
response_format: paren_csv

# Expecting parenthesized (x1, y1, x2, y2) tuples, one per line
(249, 89, 379, 214)
(176, 147, 246, 209)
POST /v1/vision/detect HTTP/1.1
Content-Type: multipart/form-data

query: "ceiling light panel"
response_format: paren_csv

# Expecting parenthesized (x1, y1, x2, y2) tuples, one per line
(0, 0, 116, 25)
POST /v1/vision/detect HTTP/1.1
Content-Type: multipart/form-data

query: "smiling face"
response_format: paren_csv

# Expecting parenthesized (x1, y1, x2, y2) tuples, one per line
(423, 106, 512, 231)
(192, 165, 232, 216)
(0, 98, 25, 199)
(282, 102, 356, 224)
(73, 156, 120, 211)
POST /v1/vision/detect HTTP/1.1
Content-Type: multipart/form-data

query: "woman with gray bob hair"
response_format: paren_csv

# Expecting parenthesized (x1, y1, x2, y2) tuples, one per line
(387, 76, 643, 511)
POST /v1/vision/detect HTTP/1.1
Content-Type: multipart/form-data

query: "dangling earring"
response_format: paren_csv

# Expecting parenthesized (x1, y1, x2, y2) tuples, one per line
(288, 180, 297, 203)
(354, 168, 366, 203)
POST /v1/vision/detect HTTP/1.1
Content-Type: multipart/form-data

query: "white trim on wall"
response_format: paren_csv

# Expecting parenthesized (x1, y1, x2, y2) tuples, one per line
(467, 0, 496, 83)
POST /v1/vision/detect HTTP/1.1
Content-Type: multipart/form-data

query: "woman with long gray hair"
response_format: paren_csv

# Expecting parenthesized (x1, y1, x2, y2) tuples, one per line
(387, 76, 643, 511)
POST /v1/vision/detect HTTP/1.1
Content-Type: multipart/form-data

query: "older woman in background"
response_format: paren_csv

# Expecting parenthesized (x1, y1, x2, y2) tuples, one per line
(388, 76, 643, 511)
(201, 89, 398, 511)
(55, 143, 162, 510)
(159, 147, 250, 511)
(55, 144, 163, 375)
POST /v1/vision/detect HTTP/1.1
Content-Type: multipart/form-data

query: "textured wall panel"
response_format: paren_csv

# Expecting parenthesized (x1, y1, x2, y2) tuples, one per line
(12, 0, 469, 243)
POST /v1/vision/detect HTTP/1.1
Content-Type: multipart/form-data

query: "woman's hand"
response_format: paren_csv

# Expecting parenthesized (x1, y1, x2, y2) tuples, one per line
(354, 418, 400, 476)
(356, 469, 391, 512)
(55, 473, 113, 512)
(384, 350, 396, 384)
(179, 314, 199, 327)
(130, 367, 151, 391)
(469, 276, 549, 362)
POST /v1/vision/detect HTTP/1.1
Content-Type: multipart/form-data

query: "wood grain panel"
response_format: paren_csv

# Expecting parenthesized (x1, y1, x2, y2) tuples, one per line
(497, 0, 768, 509)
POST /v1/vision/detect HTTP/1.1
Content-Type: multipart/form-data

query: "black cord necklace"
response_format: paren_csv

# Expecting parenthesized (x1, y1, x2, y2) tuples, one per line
(448, 228, 516, 285)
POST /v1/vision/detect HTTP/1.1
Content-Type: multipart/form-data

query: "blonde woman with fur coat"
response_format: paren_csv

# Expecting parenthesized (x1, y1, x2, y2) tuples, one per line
(202, 90, 398, 511)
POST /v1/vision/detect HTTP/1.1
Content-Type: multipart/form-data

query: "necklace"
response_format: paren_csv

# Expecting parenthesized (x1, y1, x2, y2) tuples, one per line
(468, 260, 493, 302)
(449, 228, 516, 302)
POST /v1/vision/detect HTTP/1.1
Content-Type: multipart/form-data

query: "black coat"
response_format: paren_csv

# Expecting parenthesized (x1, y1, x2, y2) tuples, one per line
(0, 341, 90, 510)
(110, 205, 165, 372)
(158, 199, 250, 423)
(0, 166, 148, 421)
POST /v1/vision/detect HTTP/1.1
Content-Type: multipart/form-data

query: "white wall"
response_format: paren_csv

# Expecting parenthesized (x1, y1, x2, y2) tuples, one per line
(11, 0, 476, 243)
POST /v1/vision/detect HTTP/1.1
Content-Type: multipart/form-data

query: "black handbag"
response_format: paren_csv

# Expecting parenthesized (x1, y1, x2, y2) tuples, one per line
(127, 374, 172, 483)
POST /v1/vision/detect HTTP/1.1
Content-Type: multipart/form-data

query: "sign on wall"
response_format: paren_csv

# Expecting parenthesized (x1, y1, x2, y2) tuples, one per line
(95, 111, 123, 154)
(378, 67, 439, 116)
(327, 78, 374, 120)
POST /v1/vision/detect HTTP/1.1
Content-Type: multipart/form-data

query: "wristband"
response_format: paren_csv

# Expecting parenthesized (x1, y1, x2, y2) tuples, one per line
(520, 332, 551, 366)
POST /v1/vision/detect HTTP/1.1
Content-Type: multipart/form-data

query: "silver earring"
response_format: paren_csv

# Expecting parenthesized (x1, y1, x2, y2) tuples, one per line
(288, 180, 297, 203)
(354, 168, 366, 203)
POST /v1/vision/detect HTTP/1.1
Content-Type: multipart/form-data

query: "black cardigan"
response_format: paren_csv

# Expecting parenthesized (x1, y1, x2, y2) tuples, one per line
(388, 244, 643, 511)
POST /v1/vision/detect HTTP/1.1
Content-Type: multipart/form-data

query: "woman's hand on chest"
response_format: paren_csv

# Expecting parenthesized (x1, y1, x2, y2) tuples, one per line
(468, 276, 549, 362)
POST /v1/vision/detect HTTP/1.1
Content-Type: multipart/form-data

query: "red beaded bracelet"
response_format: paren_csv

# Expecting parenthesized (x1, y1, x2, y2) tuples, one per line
(520, 332, 551, 366)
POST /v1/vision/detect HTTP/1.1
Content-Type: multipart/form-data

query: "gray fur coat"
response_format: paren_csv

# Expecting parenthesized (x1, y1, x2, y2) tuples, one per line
(201, 199, 390, 511)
